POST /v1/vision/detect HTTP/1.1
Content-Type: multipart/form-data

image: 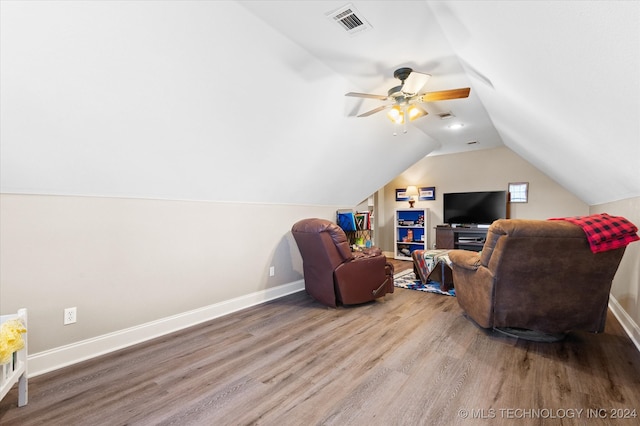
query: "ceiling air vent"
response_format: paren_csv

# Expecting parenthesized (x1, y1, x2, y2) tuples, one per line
(326, 4, 372, 36)
(438, 112, 455, 120)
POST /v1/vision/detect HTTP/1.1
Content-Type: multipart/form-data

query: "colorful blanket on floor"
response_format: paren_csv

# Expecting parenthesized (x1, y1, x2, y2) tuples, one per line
(394, 270, 455, 297)
(549, 213, 639, 253)
(411, 249, 451, 284)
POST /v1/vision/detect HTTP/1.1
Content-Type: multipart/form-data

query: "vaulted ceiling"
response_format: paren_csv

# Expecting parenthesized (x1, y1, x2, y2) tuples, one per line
(1, 1, 638, 206)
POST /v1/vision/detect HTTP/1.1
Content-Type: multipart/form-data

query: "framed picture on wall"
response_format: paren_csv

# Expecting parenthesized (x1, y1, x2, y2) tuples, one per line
(418, 187, 436, 201)
(395, 188, 409, 201)
(508, 182, 529, 203)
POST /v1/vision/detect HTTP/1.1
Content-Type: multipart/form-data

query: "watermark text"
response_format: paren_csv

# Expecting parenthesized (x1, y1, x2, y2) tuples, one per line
(457, 407, 637, 420)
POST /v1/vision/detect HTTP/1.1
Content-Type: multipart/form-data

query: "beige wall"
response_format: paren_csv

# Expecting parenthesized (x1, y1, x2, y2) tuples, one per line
(591, 196, 640, 345)
(379, 146, 589, 251)
(0, 194, 339, 356)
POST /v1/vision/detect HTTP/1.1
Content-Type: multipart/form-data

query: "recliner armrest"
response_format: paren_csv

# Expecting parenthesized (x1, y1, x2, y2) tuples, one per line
(353, 247, 382, 259)
(448, 249, 482, 271)
(348, 252, 386, 266)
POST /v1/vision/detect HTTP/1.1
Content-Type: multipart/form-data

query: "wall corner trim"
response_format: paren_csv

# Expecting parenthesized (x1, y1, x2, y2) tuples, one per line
(609, 295, 640, 353)
(27, 280, 305, 377)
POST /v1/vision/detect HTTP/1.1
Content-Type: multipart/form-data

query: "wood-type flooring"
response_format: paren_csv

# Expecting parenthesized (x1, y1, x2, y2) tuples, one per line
(2, 260, 639, 425)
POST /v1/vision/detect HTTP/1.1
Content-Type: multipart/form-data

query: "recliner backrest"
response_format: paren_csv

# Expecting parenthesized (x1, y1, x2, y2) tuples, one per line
(477, 219, 626, 332)
(291, 218, 354, 307)
(291, 218, 353, 263)
(480, 219, 587, 268)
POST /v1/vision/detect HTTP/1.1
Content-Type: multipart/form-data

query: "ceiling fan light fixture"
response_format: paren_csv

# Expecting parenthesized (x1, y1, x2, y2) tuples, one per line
(387, 106, 404, 124)
(407, 105, 426, 121)
(387, 105, 426, 124)
(346, 68, 471, 135)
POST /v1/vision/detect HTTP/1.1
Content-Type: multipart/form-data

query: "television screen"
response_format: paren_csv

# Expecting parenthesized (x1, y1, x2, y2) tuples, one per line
(443, 191, 507, 225)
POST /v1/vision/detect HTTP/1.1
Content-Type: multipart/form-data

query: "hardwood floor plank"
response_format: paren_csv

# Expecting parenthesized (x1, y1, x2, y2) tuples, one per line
(2, 260, 640, 425)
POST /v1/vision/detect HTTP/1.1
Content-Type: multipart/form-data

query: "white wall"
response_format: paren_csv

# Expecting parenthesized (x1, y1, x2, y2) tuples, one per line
(0, 0, 427, 207)
(434, 1, 640, 206)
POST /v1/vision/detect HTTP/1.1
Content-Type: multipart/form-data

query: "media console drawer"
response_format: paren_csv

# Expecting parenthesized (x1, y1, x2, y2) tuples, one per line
(435, 227, 487, 251)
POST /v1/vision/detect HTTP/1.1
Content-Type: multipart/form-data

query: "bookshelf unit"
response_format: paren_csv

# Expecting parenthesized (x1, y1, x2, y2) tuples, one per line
(394, 208, 428, 260)
(337, 209, 373, 248)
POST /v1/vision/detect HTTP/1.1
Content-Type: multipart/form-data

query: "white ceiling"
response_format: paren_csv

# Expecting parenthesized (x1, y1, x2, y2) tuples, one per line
(240, 0, 640, 205)
(240, 0, 503, 156)
(1, 1, 638, 206)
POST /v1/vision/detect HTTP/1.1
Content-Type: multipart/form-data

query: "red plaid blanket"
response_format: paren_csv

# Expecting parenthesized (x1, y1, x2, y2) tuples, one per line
(549, 213, 639, 253)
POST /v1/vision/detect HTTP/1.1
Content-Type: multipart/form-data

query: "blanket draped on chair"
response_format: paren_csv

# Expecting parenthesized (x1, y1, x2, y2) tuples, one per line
(549, 213, 639, 253)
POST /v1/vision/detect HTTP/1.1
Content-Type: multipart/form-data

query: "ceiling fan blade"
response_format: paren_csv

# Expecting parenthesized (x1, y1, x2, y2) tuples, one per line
(345, 92, 388, 100)
(402, 71, 431, 95)
(357, 105, 391, 117)
(419, 87, 471, 102)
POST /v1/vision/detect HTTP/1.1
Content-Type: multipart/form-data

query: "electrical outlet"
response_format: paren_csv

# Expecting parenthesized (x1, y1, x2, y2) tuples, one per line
(269, 266, 275, 277)
(64, 307, 77, 325)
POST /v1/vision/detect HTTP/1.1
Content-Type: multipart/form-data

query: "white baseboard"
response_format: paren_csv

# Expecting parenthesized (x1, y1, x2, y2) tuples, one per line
(26, 282, 638, 377)
(608, 295, 640, 353)
(27, 280, 305, 377)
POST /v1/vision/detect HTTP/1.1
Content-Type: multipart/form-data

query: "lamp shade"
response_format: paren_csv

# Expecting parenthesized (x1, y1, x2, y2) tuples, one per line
(406, 185, 419, 207)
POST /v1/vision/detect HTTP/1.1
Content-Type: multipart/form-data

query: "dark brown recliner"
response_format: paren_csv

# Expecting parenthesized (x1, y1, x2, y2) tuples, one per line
(291, 218, 394, 308)
(448, 219, 627, 340)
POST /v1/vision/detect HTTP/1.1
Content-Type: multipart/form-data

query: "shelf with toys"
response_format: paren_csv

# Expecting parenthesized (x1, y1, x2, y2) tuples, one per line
(394, 208, 428, 260)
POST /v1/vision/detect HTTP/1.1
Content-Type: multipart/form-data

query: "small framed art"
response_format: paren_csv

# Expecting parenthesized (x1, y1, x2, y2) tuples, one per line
(418, 187, 436, 201)
(395, 188, 409, 201)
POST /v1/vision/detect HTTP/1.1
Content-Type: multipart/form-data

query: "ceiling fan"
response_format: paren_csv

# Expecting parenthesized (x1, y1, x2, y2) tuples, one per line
(346, 67, 471, 128)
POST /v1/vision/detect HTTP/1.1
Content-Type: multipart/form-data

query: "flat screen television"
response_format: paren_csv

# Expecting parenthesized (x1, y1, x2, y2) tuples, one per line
(443, 191, 508, 226)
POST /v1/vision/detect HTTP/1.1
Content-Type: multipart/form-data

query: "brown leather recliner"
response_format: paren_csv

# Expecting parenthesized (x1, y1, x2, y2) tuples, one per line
(448, 219, 627, 340)
(291, 218, 394, 308)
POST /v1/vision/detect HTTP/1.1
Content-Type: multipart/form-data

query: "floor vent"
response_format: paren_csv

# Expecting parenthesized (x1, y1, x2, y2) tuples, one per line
(326, 4, 372, 36)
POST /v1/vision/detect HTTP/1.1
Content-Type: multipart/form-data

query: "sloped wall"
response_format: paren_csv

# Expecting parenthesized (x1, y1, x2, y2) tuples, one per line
(380, 146, 588, 250)
(0, 0, 433, 207)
